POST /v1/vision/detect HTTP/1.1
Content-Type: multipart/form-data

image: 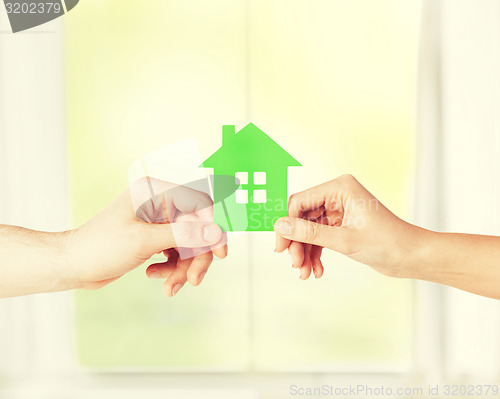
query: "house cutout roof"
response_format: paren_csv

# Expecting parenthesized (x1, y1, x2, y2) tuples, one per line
(201, 123, 301, 169)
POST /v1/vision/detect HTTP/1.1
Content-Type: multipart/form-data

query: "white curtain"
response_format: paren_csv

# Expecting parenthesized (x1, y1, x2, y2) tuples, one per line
(0, 10, 75, 388)
(417, 0, 500, 380)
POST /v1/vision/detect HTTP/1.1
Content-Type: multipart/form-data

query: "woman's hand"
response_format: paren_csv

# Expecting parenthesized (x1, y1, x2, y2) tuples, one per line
(274, 174, 427, 280)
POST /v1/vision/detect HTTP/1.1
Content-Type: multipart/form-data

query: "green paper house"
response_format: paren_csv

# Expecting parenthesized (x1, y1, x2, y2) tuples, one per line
(201, 123, 301, 232)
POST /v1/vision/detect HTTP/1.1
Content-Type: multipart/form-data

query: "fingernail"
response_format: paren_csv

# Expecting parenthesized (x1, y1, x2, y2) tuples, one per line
(198, 272, 206, 285)
(172, 284, 183, 295)
(274, 220, 292, 235)
(148, 271, 161, 279)
(203, 224, 221, 243)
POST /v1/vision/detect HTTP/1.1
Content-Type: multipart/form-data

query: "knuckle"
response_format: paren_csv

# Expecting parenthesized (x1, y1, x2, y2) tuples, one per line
(198, 192, 214, 208)
(336, 174, 359, 190)
(339, 173, 355, 183)
(288, 193, 304, 213)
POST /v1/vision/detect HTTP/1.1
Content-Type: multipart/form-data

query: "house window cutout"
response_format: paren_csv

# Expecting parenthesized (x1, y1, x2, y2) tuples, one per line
(254, 172, 266, 185)
(201, 123, 302, 231)
(235, 172, 248, 185)
(253, 189, 267, 203)
(236, 189, 248, 204)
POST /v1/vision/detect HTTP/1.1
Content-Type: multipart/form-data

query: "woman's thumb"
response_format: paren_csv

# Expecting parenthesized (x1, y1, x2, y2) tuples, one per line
(274, 217, 348, 252)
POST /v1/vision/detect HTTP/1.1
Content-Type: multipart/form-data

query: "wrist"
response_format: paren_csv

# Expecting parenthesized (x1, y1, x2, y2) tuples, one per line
(43, 229, 82, 292)
(403, 226, 439, 281)
(58, 228, 90, 290)
(35, 228, 88, 293)
(0, 226, 80, 297)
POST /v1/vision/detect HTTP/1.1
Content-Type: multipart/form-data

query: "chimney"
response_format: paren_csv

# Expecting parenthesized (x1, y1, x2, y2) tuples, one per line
(222, 125, 235, 146)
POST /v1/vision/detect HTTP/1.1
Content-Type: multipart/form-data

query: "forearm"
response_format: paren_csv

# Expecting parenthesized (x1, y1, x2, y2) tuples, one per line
(411, 229, 500, 299)
(0, 224, 77, 297)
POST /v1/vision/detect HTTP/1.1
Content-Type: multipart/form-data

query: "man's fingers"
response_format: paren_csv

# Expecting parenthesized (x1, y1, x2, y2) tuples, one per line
(186, 252, 213, 286)
(169, 222, 222, 248)
(164, 257, 192, 297)
(142, 222, 223, 253)
(274, 217, 350, 253)
(162, 248, 176, 258)
(213, 243, 228, 259)
(211, 232, 228, 259)
(130, 178, 214, 224)
(147, 250, 179, 279)
(146, 261, 177, 279)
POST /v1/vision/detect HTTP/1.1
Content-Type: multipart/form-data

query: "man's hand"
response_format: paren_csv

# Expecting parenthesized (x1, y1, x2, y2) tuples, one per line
(67, 179, 227, 296)
(0, 180, 227, 298)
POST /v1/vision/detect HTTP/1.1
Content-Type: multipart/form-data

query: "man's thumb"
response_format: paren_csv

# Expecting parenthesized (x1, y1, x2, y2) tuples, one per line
(274, 217, 348, 252)
(145, 222, 223, 253)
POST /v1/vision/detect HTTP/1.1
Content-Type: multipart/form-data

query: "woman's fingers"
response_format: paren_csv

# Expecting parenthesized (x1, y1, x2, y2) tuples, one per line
(303, 206, 326, 221)
(299, 244, 313, 280)
(310, 245, 324, 278)
(288, 240, 304, 268)
(284, 241, 323, 279)
(186, 252, 213, 286)
(275, 235, 291, 253)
